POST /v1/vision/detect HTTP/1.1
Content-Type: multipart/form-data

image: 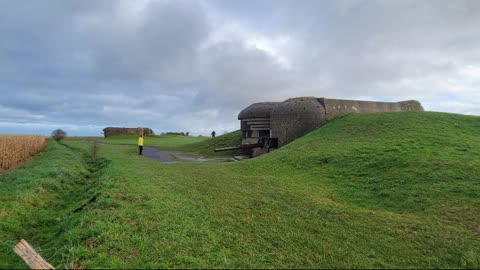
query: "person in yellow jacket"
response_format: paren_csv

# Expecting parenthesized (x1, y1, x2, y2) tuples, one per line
(138, 134, 144, 155)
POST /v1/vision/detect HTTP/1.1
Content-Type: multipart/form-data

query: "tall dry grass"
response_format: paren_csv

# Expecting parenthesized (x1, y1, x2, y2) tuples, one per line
(0, 135, 46, 172)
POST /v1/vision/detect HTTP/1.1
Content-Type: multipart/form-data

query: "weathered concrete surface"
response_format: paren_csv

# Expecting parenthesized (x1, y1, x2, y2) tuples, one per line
(238, 102, 280, 119)
(320, 98, 423, 120)
(238, 102, 279, 146)
(103, 127, 154, 138)
(238, 97, 424, 150)
(270, 97, 327, 147)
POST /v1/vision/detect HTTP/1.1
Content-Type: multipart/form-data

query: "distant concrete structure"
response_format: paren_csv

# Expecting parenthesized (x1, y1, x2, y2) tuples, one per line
(238, 97, 423, 151)
(103, 127, 154, 138)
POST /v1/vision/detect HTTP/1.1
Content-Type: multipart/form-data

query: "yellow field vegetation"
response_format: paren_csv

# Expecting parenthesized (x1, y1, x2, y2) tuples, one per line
(0, 135, 46, 172)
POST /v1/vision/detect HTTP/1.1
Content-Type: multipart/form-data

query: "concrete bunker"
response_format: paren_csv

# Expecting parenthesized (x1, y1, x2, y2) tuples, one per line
(225, 97, 423, 156)
(237, 102, 280, 145)
(103, 127, 154, 138)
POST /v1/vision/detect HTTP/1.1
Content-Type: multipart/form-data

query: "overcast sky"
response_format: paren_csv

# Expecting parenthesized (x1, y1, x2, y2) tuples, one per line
(1, 0, 479, 136)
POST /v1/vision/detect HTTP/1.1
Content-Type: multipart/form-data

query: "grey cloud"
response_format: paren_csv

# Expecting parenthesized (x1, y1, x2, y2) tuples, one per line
(74, 0, 209, 83)
(1, 0, 479, 136)
(195, 41, 296, 104)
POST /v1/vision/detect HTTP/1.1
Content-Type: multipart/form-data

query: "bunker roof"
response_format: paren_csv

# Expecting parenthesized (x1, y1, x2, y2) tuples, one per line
(238, 102, 280, 119)
(272, 97, 325, 116)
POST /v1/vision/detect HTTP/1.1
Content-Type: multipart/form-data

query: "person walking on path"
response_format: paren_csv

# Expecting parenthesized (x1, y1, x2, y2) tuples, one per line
(138, 134, 144, 155)
(211, 131, 216, 138)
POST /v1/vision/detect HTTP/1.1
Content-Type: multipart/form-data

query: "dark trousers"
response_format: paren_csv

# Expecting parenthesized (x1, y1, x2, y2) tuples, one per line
(139, 146, 143, 155)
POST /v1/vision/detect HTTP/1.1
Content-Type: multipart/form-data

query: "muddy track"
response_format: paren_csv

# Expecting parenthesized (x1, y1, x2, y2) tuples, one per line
(97, 141, 237, 163)
(141, 146, 237, 163)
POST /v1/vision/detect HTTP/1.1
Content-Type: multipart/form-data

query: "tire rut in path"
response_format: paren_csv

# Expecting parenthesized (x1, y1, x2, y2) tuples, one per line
(141, 146, 237, 163)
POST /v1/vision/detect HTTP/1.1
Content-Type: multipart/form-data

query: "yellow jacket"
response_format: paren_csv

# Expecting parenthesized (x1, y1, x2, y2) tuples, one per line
(138, 137, 144, 146)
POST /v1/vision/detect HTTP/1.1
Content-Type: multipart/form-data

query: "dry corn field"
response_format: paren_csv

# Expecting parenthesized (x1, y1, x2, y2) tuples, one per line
(0, 135, 46, 172)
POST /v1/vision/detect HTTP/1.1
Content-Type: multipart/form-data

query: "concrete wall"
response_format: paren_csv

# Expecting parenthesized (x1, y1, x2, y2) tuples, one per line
(238, 102, 279, 145)
(103, 127, 154, 138)
(240, 117, 271, 144)
(321, 98, 423, 120)
(270, 97, 327, 147)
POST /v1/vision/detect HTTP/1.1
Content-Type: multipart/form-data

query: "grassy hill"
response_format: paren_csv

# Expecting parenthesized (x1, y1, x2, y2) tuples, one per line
(1, 111, 479, 268)
(258, 111, 480, 212)
(98, 134, 208, 148)
(97, 132, 242, 157)
(175, 130, 242, 157)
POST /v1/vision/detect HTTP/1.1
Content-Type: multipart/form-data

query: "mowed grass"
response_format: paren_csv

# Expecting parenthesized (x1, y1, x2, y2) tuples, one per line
(0, 140, 108, 268)
(1, 111, 480, 268)
(98, 134, 208, 149)
(99, 131, 242, 157)
(174, 130, 242, 157)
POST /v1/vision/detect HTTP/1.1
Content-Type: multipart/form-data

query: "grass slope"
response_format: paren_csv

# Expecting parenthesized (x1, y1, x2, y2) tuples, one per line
(0, 140, 112, 268)
(99, 131, 242, 157)
(1, 111, 479, 268)
(99, 134, 208, 149)
(175, 130, 242, 157)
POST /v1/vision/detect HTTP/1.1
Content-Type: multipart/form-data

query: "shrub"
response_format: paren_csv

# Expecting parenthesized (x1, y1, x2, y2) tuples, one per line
(51, 129, 67, 141)
(166, 132, 186, 136)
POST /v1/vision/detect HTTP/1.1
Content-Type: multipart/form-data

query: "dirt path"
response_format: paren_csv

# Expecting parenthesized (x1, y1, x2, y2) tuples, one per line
(96, 141, 241, 163)
(142, 146, 236, 163)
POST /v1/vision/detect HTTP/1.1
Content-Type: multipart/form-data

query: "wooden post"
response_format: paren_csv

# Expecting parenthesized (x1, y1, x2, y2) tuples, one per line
(13, 239, 55, 269)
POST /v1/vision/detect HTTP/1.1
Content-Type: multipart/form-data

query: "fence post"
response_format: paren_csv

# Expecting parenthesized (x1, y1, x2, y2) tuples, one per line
(13, 239, 55, 269)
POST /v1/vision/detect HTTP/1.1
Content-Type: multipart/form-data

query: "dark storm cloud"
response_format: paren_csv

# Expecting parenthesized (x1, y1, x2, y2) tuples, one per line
(0, 0, 479, 135)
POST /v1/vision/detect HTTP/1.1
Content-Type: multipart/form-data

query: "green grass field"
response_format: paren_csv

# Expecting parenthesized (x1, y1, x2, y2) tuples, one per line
(1, 111, 480, 268)
(99, 134, 209, 148)
(99, 131, 242, 157)
(174, 130, 242, 157)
